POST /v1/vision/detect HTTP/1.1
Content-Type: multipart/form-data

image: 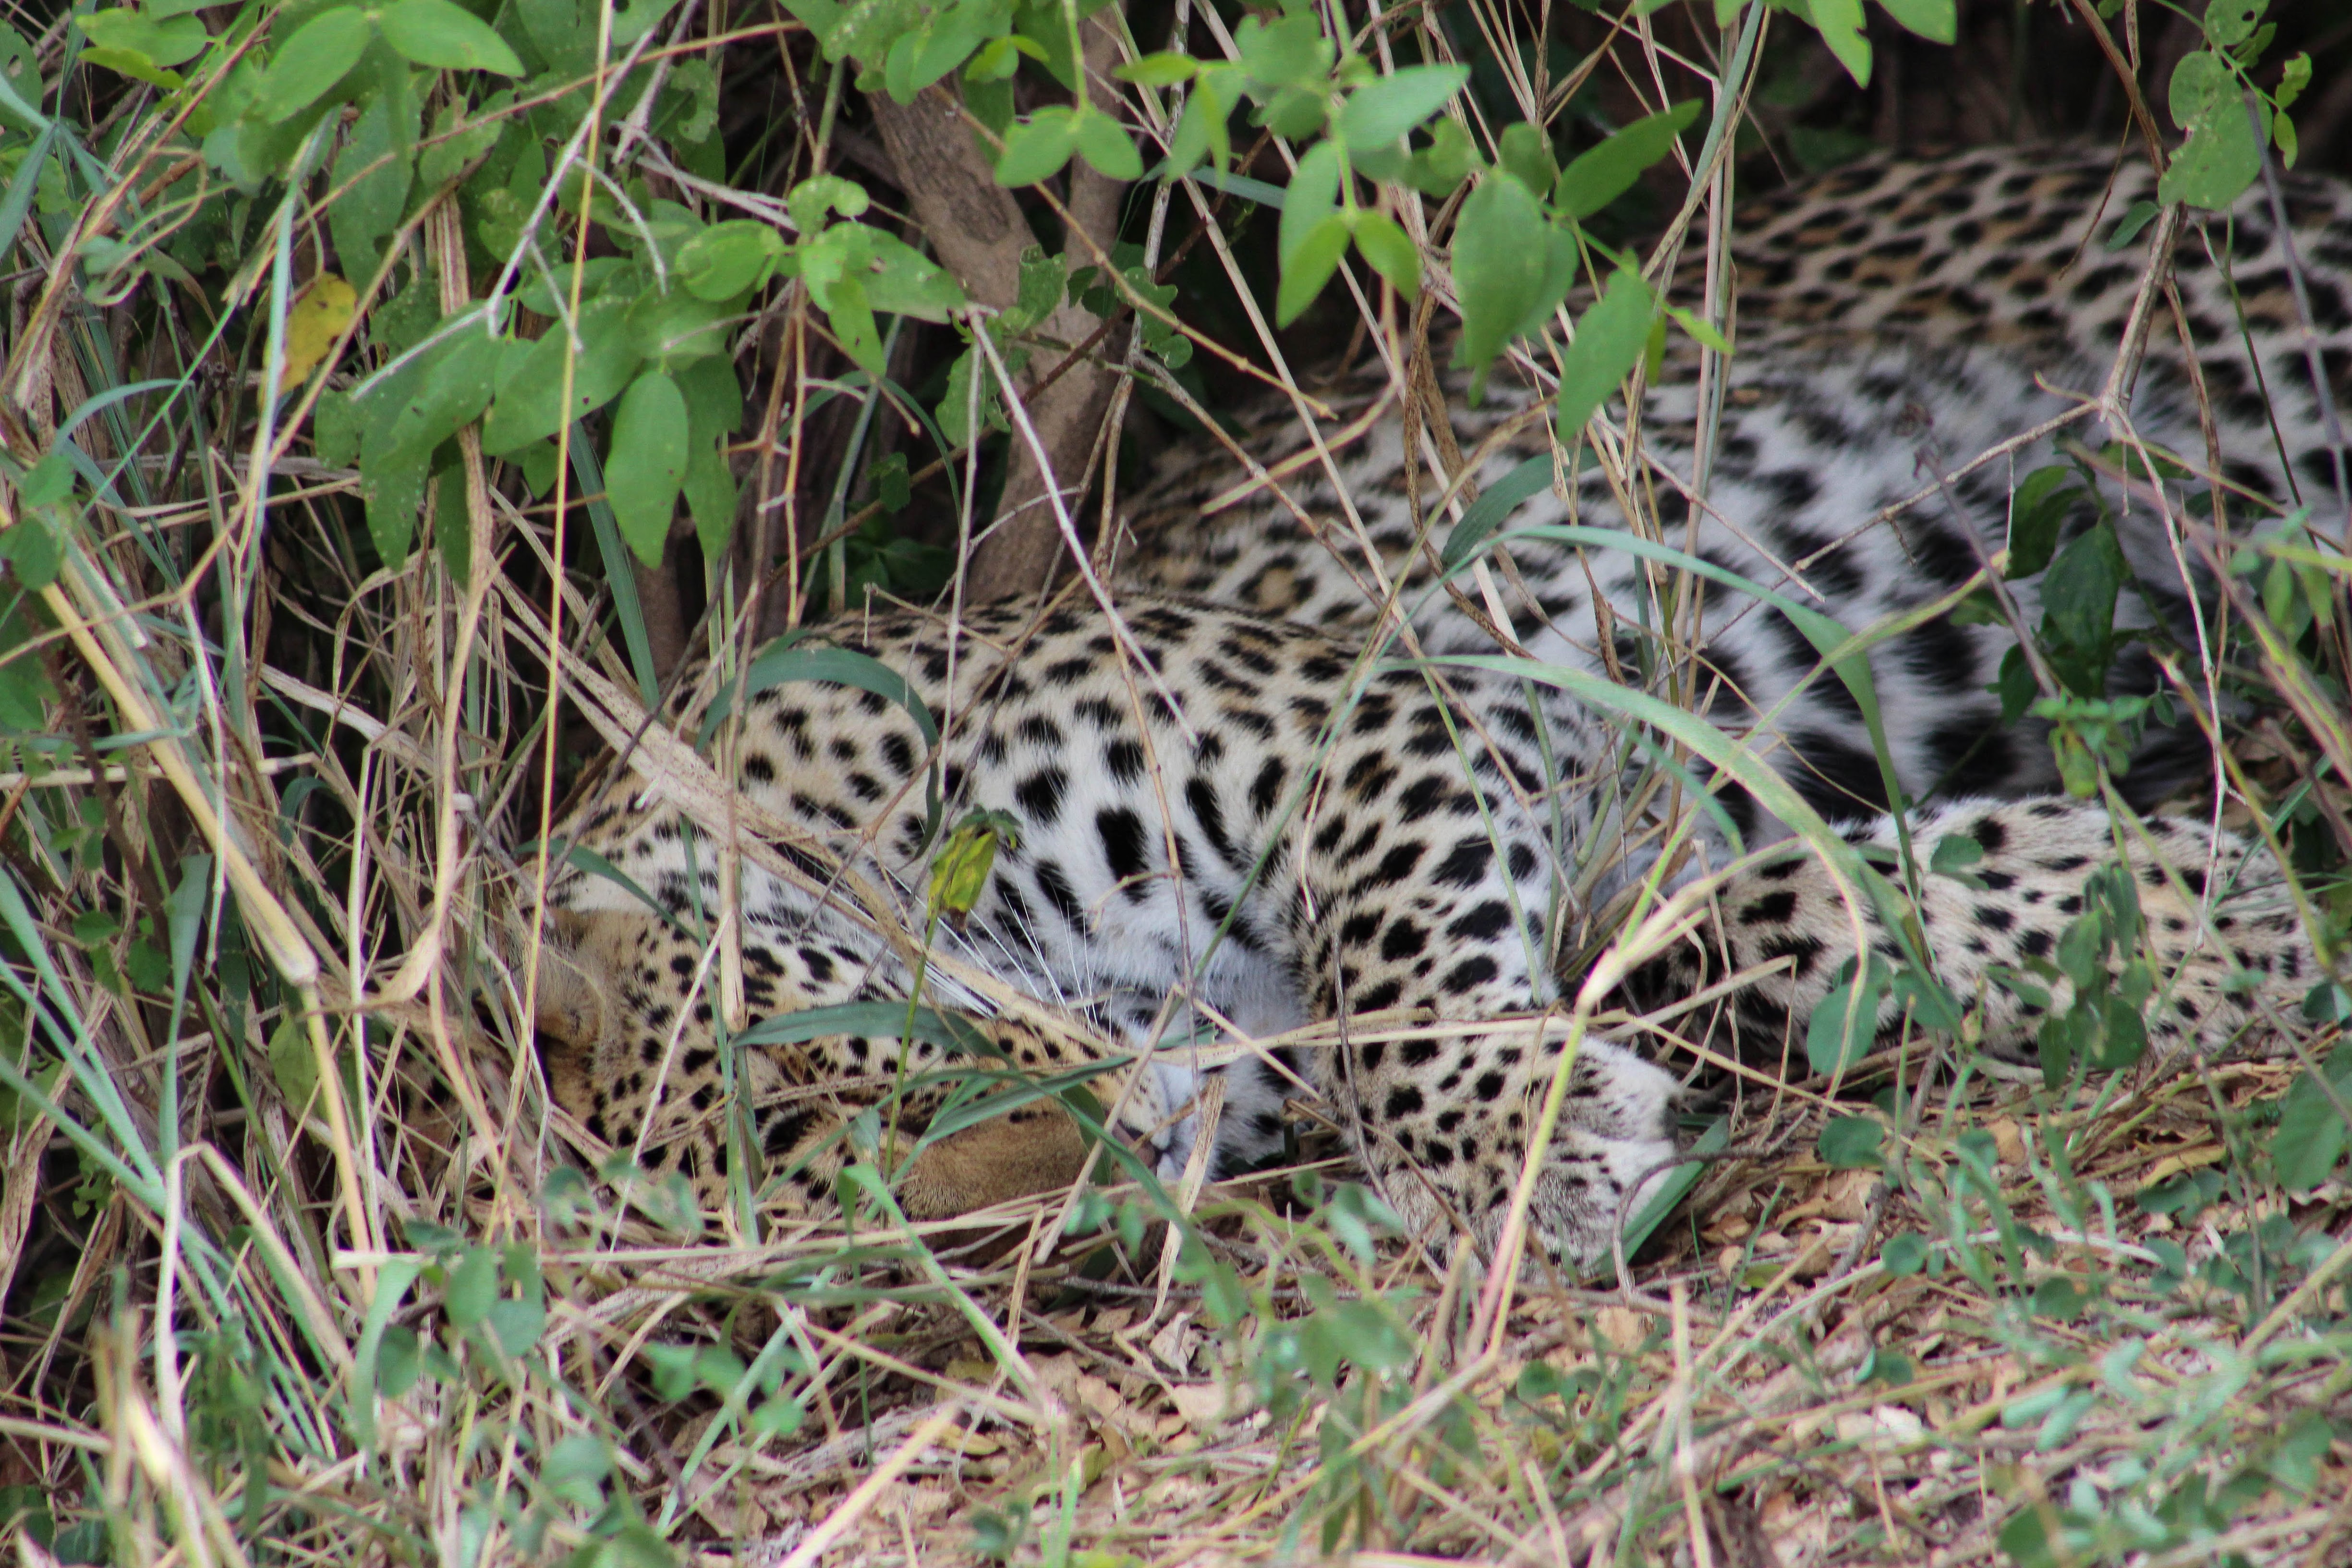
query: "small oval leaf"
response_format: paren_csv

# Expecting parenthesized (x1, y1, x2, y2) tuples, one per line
(377, 0, 525, 73)
(1553, 100, 1701, 220)
(1334, 64, 1469, 151)
(1450, 171, 1549, 377)
(256, 7, 374, 123)
(1553, 269, 1656, 438)
(606, 372, 690, 568)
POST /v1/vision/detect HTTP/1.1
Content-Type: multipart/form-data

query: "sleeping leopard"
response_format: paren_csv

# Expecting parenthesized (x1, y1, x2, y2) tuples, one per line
(521, 143, 2343, 1266)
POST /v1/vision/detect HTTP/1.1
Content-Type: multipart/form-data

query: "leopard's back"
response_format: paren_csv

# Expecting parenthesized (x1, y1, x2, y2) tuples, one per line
(1115, 142, 2352, 831)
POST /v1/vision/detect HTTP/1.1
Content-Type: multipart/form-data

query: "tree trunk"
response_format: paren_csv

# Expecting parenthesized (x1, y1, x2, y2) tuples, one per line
(867, 17, 1128, 603)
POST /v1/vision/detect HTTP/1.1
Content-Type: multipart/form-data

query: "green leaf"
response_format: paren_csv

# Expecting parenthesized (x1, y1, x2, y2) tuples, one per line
(256, 7, 373, 123)
(432, 463, 470, 583)
(76, 8, 209, 67)
(1817, 1115, 1884, 1170)
(1928, 834, 1983, 875)
(2168, 44, 2235, 128)
(1512, 224, 1581, 345)
(1008, 0, 1079, 87)
(676, 349, 745, 450)
(907, 4, 999, 98)
(1402, 115, 1481, 196)
(1164, 73, 1232, 175)
(931, 809, 1018, 918)
(0, 646, 53, 730)
(935, 347, 997, 449)
(1334, 64, 1468, 151)
(1607, 1115, 1729, 1280)
(2159, 49, 2266, 210)
(2041, 523, 2126, 671)
(1807, 0, 1872, 85)
(1553, 268, 1655, 438)
(1233, 12, 1330, 91)
(0, 518, 58, 592)
(677, 220, 785, 301)
(363, 455, 428, 563)
(610, 0, 685, 49)
(1070, 107, 1141, 180)
(79, 47, 183, 88)
(2104, 198, 2160, 252)
(2006, 464, 2080, 576)
(1806, 959, 1889, 1078)
(685, 442, 738, 559)
(18, 456, 69, 509)
(1011, 243, 1063, 328)
(964, 36, 1021, 93)
(1552, 100, 1700, 219)
(863, 230, 968, 319)
(2160, 111, 2263, 210)
(480, 297, 643, 452)
(819, 275, 884, 376)
(329, 86, 416, 281)
(377, 0, 524, 71)
(368, 330, 502, 472)
(1277, 140, 1342, 271)
(1275, 215, 1348, 327)
(795, 0, 920, 67)
(1493, 122, 1556, 196)
(1880, 1232, 1929, 1276)
(1450, 171, 1549, 379)
(995, 106, 1078, 186)
(2276, 50, 2311, 112)
(2271, 1046, 2352, 1192)
(1873, 0, 1954, 43)
(628, 287, 731, 367)
(444, 1247, 497, 1328)
(1439, 453, 1552, 573)
(606, 372, 690, 568)
(1115, 51, 1195, 86)
(517, 0, 588, 66)
(268, 1015, 318, 1109)
(1663, 303, 1730, 353)
(786, 173, 869, 234)
(2136, 1168, 2221, 1219)
(2304, 982, 2352, 1025)
(1349, 210, 1419, 299)
(374, 1325, 422, 1398)
(2201, 0, 2265, 49)
(418, 98, 501, 186)
(485, 1297, 546, 1356)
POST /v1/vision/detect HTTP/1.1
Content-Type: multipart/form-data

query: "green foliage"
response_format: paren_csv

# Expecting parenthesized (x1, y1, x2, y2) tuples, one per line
(2271, 1043, 2352, 1192)
(1552, 100, 1701, 218)
(1817, 1113, 1886, 1169)
(1806, 953, 1891, 1077)
(2159, 1, 2304, 207)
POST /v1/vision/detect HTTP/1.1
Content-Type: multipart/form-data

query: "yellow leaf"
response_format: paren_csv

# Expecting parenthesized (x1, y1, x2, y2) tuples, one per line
(276, 274, 357, 396)
(929, 808, 1020, 924)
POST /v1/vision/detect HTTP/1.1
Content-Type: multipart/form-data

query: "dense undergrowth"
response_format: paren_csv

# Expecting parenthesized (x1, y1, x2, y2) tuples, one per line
(1, 0, 2351, 1563)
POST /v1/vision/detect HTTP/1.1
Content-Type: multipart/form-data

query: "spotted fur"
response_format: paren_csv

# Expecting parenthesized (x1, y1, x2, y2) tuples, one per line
(1625, 798, 2316, 1073)
(1116, 143, 2352, 835)
(529, 145, 2342, 1265)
